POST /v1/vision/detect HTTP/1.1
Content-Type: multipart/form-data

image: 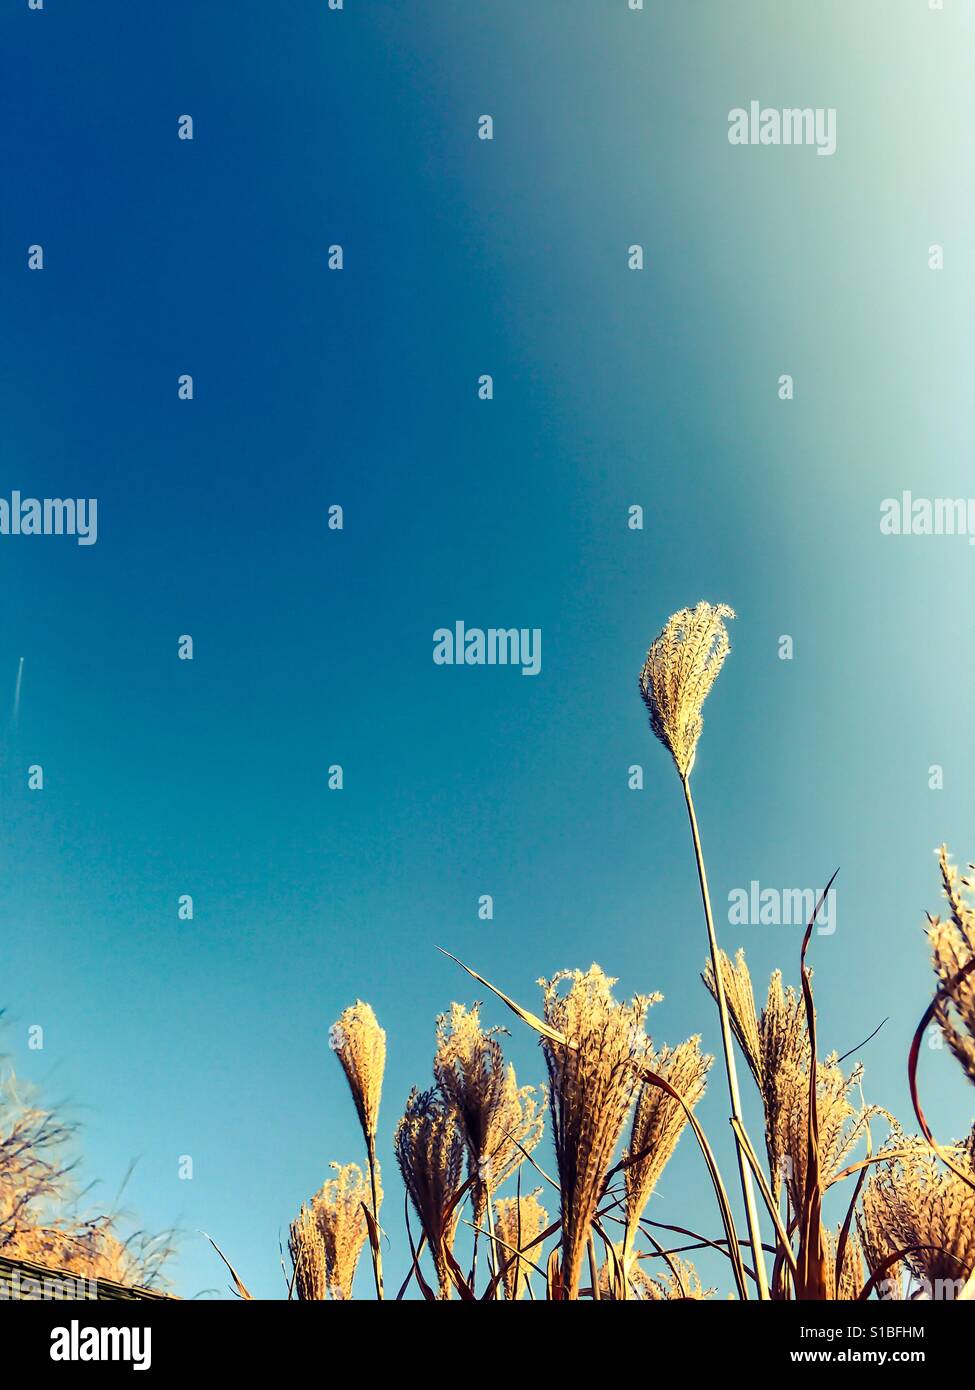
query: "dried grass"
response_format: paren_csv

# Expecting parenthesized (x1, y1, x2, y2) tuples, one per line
(493, 1190, 548, 1300)
(539, 965, 657, 1299)
(433, 1003, 544, 1225)
(861, 1127, 975, 1295)
(638, 602, 735, 780)
(622, 1037, 711, 1259)
(927, 847, 975, 1084)
(394, 1088, 465, 1299)
(704, 952, 809, 1196)
(0, 1066, 172, 1290)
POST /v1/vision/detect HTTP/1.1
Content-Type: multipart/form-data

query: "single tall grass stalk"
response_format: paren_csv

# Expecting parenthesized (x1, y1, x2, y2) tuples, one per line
(330, 1001, 386, 1298)
(682, 775, 770, 1298)
(366, 1132, 383, 1295)
(639, 603, 769, 1298)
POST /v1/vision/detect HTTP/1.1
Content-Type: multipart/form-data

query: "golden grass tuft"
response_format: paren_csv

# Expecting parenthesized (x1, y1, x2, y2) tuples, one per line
(861, 1127, 975, 1296)
(774, 1056, 869, 1221)
(599, 1252, 712, 1301)
(288, 1205, 328, 1301)
(330, 1001, 386, 1145)
(394, 1088, 465, 1299)
(638, 602, 735, 780)
(622, 1036, 711, 1258)
(927, 846, 975, 1084)
(824, 1225, 865, 1302)
(539, 965, 658, 1299)
(330, 999, 386, 1296)
(317, 1161, 378, 1300)
(433, 1003, 544, 1226)
(704, 951, 809, 1196)
(493, 1190, 548, 1300)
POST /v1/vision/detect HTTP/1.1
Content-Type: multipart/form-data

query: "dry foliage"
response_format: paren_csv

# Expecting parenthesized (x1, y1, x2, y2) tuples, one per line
(494, 1190, 548, 1300)
(622, 1037, 711, 1264)
(0, 1066, 171, 1290)
(286, 848, 975, 1301)
(289, 1162, 378, 1300)
(11, 605, 967, 1306)
(394, 1088, 465, 1299)
(861, 1128, 975, 1296)
(539, 965, 657, 1298)
(433, 1003, 543, 1225)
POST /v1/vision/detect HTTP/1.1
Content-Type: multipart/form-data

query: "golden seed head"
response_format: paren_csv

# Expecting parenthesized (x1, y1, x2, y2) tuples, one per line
(824, 1225, 865, 1302)
(623, 1035, 711, 1234)
(493, 1190, 548, 1300)
(539, 965, 659, 1298)
(704, 951, 809, 1193)
(775, 1056, 871, 1219)
(434, 1003, 544, 1222)
(290, 1161, 378, 1301)
(861, 1127, 975, 1293)
(639, 602, 735, 779)
(394, 1087, 465, 1299)
(288, 1205, 328, 1302)
(927, 846, 975, 1084)
(599, 1253, 713, 1301)
(330, 1000, 386, 1143)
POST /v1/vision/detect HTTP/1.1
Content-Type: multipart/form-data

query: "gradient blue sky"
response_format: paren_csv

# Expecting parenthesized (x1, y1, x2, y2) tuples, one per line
(2, 0, 973, 1298)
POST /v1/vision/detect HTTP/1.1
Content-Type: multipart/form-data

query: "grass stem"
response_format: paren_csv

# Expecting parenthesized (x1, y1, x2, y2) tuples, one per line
(682, 774, 770, 1300)
(366, 1135, 384, 1300)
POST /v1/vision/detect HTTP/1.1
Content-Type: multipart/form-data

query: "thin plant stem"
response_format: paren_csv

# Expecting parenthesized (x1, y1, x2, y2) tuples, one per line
(484, 1175, 499, 1294)
(588, 1233, 601, 1300)
(682, 774, 770, 1300)
(366, 1135, 384, 1300)
(469, 1224, 480, 1290)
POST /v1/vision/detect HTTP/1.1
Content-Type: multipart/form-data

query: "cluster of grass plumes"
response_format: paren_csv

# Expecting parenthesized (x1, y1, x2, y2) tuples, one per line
(0, 1064, 172, 1290)
(290, 924, 974, 1301)
(493, 1190, 548, 1300)
(300, 970, 713, 1300)
(539, 966, 658, 1298)
(276, 605, 975, 1302)
(621, 1037, 711, 1280)
(289, 1162, 378, 1301)
(860, 1128, 975, 1298)
(433, 1003, 544, 1231)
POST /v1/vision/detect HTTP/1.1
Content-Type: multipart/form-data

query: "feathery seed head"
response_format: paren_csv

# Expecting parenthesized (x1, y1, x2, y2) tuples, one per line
(775, 1056, 871, 1220)
(927, 846, 975, 1084)
(704, 950, 809, 1193)
(290, 1161, 377, 1301)
(639, 602, 735, 779)
(861, 1127, 975, 1294)
(539, 964, 659, 1299)
(599, 1253, 713, 1301)
(330, 1001, 386, 1144)
(494, 1190, 548, 1300)
(288, 1204, 328, 1301)
(623, 1036, 711, 1237)
(433, 1002, 544, 1223)
(825, 1225, 865, 1302)
(394, 1087, 465, 1299)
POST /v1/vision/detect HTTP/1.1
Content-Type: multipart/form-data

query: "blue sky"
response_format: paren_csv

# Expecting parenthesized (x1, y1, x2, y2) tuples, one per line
(2, 0, 973, 1298)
